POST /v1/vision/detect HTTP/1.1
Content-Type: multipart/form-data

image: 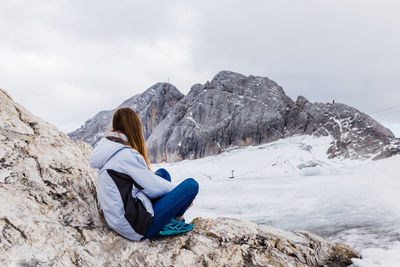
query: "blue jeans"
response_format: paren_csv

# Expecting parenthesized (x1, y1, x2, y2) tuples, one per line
(142, 168, 199, 239)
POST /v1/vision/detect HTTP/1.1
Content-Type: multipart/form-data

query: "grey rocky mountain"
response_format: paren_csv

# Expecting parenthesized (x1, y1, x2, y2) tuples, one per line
(68, 83, 184, 146)
(147, 71, 399, 162)
(69, 70, 399, 163)
(147, 71, 295, 162)
(0, 89, 360, 266)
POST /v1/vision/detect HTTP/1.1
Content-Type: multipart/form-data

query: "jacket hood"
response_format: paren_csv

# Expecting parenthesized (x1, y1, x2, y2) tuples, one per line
(89, 136, 128, 170)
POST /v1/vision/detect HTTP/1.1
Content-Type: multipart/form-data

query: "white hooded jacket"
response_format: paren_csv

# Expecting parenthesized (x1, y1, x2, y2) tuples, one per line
(89, 132, 175, 240)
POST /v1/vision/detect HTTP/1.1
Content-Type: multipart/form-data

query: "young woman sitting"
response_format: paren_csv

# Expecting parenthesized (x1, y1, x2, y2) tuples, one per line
(89, 107, 199, 240)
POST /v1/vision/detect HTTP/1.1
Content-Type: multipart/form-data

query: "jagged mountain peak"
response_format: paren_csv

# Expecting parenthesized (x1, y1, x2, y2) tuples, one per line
(68, 83, 184, 146)
(119, 82, 181, 108)
(146, 72, 297, 162)
(296, 95, 310, 106)
(211, 70, 247, 83)
(208, 70, 283, 96)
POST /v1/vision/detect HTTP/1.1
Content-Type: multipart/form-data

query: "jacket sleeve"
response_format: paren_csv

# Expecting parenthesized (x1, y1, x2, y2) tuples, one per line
(118, 148, 175, 198)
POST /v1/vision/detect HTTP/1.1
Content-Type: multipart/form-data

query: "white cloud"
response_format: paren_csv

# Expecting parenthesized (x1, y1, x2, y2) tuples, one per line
(1, 0, 399, 133)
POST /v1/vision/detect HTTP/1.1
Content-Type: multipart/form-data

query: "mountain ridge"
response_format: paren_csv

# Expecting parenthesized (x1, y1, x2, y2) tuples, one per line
(69, 70, 400, 162)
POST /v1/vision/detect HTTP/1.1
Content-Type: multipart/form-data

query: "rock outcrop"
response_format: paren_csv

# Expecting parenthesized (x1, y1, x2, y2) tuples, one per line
(286, 96, 400, 160)
(147, 71, 294, 162)
(68, 83, 184, 146)
(146, 71, 399, 162)
(0, 89, 360, 266)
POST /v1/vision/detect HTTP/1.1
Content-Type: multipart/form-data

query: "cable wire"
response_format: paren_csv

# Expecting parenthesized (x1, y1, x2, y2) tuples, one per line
(369, 104, 400, 115)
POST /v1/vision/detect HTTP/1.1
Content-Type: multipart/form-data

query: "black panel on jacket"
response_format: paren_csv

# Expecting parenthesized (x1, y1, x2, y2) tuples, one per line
(106, 169, 153, 235)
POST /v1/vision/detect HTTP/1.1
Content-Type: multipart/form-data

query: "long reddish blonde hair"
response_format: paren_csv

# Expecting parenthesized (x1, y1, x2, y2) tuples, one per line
(111, 107, 151, 170)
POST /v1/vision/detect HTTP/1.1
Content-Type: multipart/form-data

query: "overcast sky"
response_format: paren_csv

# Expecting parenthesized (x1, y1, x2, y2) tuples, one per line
(1, 0, 399, 136)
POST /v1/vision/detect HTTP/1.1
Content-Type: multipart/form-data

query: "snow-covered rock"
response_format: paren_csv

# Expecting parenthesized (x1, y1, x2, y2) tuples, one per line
(0, 89, 360, 266)
(68, 83, 184, 146)
(286, 95, 400, 160)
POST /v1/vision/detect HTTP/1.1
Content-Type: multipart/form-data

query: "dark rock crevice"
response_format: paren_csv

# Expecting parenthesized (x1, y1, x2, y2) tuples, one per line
(1, 217, 28, 240)
(14, 106, 39, 135)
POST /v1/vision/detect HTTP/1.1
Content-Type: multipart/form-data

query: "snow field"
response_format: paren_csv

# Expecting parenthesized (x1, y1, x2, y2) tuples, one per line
(154, 135, 400, 267)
